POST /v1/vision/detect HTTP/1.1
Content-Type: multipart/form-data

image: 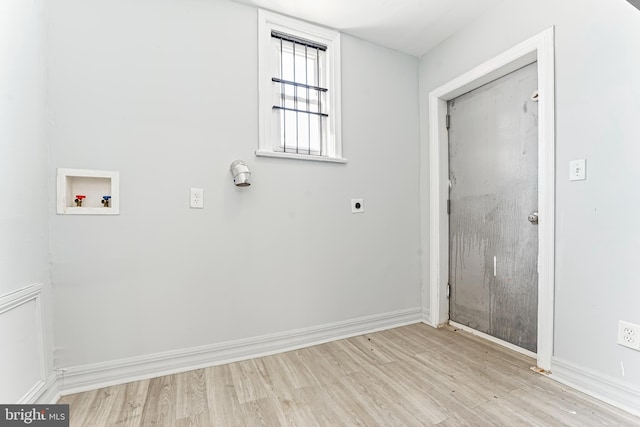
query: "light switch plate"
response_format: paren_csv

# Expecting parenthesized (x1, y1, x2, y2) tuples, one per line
(569, 159, 586, 181)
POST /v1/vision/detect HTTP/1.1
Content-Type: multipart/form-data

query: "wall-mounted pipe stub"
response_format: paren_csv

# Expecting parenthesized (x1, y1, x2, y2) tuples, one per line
(229, 160, 251, 187)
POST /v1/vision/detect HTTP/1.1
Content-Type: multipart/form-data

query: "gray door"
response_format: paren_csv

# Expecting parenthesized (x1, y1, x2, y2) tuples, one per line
(448, 62, 539, 352)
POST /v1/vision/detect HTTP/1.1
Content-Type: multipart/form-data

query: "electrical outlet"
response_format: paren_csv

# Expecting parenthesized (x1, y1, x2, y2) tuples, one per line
(190, 188, 204, 208)
(351, 198, 364, 213)
(618, 320, 640, 351)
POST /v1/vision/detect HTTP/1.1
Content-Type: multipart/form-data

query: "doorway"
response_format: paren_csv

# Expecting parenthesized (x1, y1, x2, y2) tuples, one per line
(448, 62, 539, 353)
(423, 28, 555, 370)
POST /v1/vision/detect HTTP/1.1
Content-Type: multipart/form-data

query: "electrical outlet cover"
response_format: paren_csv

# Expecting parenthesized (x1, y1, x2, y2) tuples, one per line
(190, 188, 204, 208)
(618, 320, 640, 351)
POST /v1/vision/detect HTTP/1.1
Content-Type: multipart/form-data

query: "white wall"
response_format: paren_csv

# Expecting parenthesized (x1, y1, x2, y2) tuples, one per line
(0, 0, 54, 402)
(420, 0, 640, 389)
(48, 0, 421, 368)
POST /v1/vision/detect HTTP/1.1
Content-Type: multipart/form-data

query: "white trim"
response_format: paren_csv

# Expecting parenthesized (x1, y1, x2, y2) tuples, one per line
(35, 373, 60, 404)
(449, 321, 537, 360)
(0, 283, 50, 403)
(550, 357, 640, 418)
(57, 307, 421, 395)
(420, 307, 430, 324)
(257, 9, 343, 161)
(255, 150, 347, 164)
(24, 373, 58, 405)
(423, 27, 555, 371)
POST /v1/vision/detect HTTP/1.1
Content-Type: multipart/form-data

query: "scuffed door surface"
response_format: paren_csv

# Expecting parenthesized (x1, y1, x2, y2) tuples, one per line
(448, 62, 539, 352)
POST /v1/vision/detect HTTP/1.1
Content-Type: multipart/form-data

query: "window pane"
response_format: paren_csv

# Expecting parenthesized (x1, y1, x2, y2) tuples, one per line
(296, 86, 307, 109)
(284, 84, 295, 109)
(283, 110, 297, 152)
(281, 40, 294, 81)
(308, 89, 319, 114)
(310, 114, 320, 155)
(272, 81, 282, 107)
(296, 112, 309, 154)
(317, 49, 326, 89)
(271, 38, 281, 78)
(306, 51, 317, 87)
(294, 43, 306, 84)
(272, 108, 283, 149)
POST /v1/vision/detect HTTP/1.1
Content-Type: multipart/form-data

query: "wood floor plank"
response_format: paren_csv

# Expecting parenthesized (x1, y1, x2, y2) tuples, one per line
(293, 382, 355, 426)
(176, 369, 208, 420)
(377, 349, 492, 416)
(500, 383, 601, 427)
(176, 411, 210, 427)
(341, 334, 396, 365)
(309, 339, 362, 377)
(229, 359, 271, 404)
(255, 353, 301, 401)
(240, 397, 292, 427)
(112, 379, 151, 427)
(58, 324, 640, 427)
(274, 349, 321, 390)
(140, 374, 177, 427)
(205, 363, 247, 427)
(64, 388, 99, 427)
(291, 345, 349, 386)
(367, 361, 451, 424)
(319, 376, 383, 426)
(338, 369, 432, 426)
(524, 375, 640, 426)
(85, 384, 128, 427)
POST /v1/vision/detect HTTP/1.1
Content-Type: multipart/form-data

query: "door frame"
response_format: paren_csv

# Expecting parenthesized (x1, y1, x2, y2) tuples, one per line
(424, 27, 555, 371)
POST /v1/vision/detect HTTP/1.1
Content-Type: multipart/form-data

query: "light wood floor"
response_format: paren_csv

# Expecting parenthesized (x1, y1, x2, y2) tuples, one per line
(58, 323, 640, 426)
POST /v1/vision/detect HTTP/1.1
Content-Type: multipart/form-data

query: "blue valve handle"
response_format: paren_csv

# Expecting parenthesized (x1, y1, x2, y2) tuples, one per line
(102, 196, 112, 200)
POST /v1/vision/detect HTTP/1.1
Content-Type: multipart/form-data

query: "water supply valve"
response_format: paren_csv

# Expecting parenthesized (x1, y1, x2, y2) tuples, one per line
(101, 195, 111, 207)
(74, 195, 86, 207)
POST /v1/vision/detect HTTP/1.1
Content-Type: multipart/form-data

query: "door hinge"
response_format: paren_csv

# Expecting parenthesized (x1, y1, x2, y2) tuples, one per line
(447, 199, 451, 214)
(446, 283, 451, 298)
(446, 114, 450, 130)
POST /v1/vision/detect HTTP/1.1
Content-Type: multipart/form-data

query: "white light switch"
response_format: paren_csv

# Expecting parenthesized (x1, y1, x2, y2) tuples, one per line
(569, 159, 586, 181)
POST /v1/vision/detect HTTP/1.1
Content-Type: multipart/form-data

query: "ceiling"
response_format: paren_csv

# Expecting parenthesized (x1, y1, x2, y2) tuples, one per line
(231, 0, 503, 57)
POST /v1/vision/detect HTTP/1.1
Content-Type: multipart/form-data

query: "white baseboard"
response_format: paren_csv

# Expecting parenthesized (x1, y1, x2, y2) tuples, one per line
(33, 373, 59, 404)
(420, 307, 430, 324)
(57, 307, 422, 395)
(551, 357, 640, 417)
(19, 373, 58, 404)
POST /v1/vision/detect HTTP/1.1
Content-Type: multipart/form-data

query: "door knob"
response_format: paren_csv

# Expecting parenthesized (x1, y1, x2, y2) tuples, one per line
(528, 212, 539, 224)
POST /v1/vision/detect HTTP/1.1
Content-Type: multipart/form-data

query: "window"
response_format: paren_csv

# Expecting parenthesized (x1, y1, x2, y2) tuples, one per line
(257, 10, 345, 163)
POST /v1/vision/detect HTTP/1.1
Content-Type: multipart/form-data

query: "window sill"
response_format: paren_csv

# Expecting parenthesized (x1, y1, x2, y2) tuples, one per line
(255, 150, 348, 164)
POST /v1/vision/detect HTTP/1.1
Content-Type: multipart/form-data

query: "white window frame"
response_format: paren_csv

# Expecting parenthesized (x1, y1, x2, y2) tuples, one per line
(257, 10, 345, 164)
